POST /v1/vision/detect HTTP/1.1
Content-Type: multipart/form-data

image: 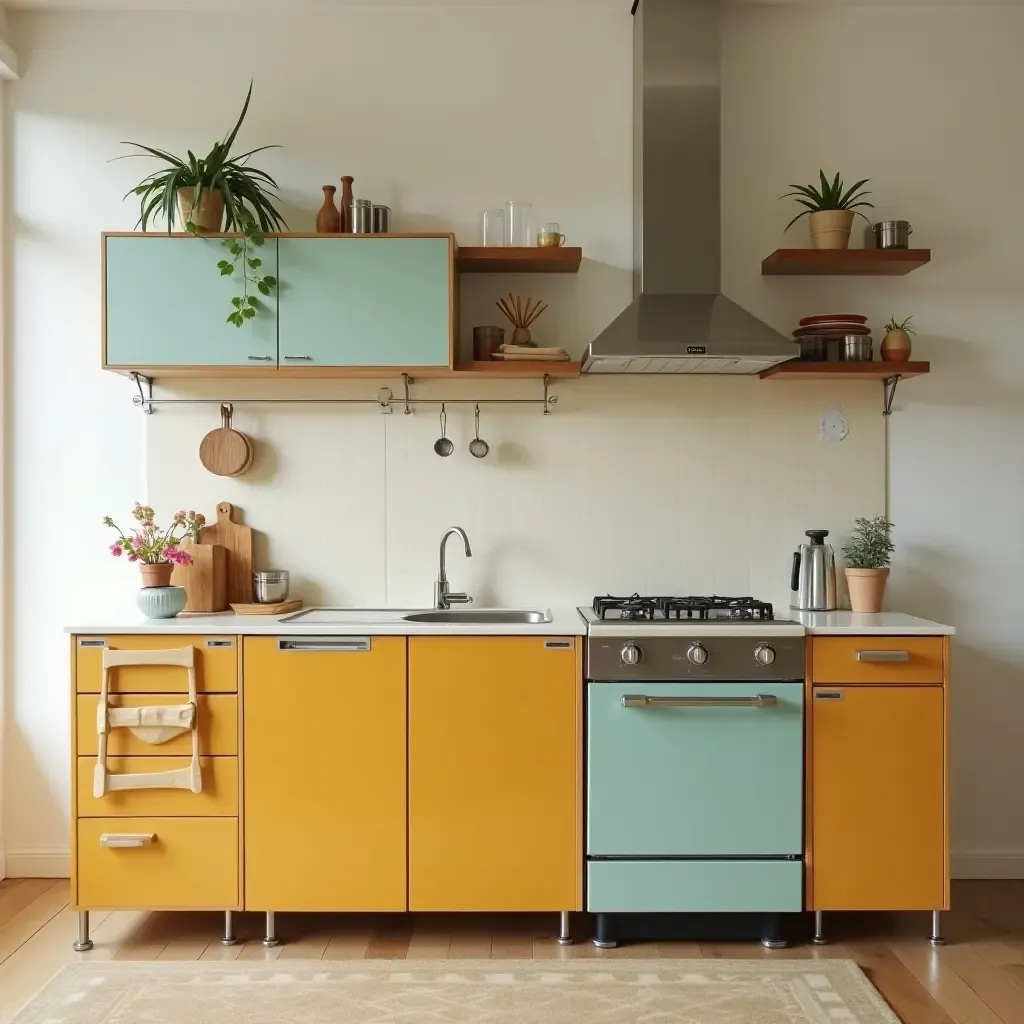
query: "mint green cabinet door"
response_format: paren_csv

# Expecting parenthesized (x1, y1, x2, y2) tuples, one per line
(104, 236, 278, 367)
(278, 237, 452, 368)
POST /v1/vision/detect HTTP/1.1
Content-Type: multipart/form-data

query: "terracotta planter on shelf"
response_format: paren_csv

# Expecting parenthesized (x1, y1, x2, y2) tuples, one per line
(881, 329, 913, 362)
(845, 567, 889, 613)
(177, 187, 225, 233)
(140, 562, 174, 589)
(809, 210, 854, 250)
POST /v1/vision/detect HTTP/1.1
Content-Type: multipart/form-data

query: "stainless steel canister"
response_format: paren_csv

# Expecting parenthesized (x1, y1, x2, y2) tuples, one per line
(253, 571, 290, 603)
(839, 335, 873, 362)
(872, 220, 912, 249)
(351, 199, 373, 233)
(372, 205, 392, 233)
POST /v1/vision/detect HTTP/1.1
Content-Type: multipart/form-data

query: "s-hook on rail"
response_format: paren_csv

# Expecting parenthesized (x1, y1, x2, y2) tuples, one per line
(130, 372, 558, 416)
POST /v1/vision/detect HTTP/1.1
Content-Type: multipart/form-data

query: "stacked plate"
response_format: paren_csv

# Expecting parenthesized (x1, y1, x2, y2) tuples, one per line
(793, 314, 870, 360)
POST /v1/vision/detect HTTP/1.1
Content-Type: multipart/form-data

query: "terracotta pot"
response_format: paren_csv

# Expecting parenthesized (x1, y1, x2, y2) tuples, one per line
(809, 210, 854, 250)
(140, 562, 174, 589)
(845, 567, 890, 613)
(177, 187, 225, 233)
(881, 329, 913, 362)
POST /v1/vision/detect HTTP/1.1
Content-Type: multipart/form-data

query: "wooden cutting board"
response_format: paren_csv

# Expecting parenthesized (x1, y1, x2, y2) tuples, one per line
(198, 502, 254, 605)
(170, 541, 228, 612)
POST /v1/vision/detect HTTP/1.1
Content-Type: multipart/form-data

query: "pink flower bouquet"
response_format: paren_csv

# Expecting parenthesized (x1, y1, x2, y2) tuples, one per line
(104, 503, 205, 566)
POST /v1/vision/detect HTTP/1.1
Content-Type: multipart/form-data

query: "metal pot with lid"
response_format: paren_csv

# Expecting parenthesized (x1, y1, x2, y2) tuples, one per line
(791, 529, 838, 611)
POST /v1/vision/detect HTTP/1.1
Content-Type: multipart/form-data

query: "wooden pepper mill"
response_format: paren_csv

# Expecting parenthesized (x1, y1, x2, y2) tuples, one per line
(339, 175, 355, 233)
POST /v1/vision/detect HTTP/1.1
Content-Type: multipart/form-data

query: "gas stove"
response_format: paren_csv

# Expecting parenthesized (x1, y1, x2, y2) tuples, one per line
(580, 594, 805, 681)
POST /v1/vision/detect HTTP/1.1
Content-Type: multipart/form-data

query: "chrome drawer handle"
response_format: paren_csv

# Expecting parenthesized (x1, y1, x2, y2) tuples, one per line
(247, 355, 273, 361)
(277, 638, 371, 653)
(855, 650, 910, 663)
(620, 694, 778, 709)
(100, 833, 155, 848)
(283, 355, 313, 361)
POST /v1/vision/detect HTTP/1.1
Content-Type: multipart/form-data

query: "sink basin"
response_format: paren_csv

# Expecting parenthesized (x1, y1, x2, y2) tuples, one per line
(402, 609, 552, 625)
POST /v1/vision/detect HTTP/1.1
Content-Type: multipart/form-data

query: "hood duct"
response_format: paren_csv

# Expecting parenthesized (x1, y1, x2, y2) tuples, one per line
(582, 0, 795, 375)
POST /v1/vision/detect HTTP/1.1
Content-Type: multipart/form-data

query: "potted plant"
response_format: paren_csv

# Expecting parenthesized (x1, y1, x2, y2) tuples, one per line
(842, 516, 895, 613)
(105, 505, 205, 618)
(781, 171, 874, 250)
(881, 315, 915, 362)
(119, 81, 283, 327)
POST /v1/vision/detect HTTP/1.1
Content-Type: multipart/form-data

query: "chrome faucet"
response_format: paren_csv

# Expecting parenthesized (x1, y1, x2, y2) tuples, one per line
(435, 527, 473, 609)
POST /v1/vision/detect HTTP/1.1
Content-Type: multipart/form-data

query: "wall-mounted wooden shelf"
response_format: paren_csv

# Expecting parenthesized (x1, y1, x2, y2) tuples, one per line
(452, 360, 581, 378)
(456, 247, 582, 274)
(759, 360, 930, 381)
(761, 249, 931, 276)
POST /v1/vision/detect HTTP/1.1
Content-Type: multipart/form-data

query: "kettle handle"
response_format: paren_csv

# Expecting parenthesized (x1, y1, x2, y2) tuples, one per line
(791, 551, 801, 593)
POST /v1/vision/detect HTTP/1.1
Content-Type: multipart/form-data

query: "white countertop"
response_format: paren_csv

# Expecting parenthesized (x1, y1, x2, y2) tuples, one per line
(793, 610, 955, 636)
(64, 607, 588, 637)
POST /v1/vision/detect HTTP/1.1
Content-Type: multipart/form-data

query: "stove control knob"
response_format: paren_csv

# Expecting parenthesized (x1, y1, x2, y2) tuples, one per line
(754, 643, 777, 666)
(620, 643, 642, 667)
(687, 643, 709, 666)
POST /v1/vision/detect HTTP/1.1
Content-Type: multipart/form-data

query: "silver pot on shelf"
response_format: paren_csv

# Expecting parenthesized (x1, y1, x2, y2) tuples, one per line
(872, 220, 912, 249)
(839, 336, 873, 362)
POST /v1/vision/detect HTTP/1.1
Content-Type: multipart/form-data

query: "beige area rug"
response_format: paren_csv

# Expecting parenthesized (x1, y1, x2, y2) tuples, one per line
(13, 959, 900, 1024)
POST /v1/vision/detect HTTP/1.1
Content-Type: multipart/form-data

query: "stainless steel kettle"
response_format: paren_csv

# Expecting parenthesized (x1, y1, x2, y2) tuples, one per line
(791, 530, 837, 611)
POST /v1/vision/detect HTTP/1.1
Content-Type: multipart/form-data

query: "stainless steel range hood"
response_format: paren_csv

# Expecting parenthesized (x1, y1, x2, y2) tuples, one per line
(582, 0, 794, 375)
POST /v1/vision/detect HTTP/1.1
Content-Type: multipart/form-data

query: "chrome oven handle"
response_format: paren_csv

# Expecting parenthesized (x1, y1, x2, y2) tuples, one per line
(855, 650, 910, 663)
(620, 694, 779, 709)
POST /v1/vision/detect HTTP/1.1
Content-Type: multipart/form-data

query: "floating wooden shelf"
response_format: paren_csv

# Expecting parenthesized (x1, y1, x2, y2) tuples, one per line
(761, 249, 931, 276)
(456, 247, 583, 274)
(759, 360, 930, 381)
(452, 360, 581, 378)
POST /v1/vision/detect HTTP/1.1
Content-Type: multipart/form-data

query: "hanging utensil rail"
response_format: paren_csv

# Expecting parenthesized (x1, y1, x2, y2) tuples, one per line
(130, 373, 557, 416)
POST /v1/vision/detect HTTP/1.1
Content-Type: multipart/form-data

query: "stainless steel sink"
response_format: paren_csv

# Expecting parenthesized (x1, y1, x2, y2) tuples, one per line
(402, 609, 551, 625)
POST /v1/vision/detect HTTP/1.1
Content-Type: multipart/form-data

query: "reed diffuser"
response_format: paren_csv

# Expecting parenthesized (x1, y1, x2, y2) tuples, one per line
(496, 293, 548, 346)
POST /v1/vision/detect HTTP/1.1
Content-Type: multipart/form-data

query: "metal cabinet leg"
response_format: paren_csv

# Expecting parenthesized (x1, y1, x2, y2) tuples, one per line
(557, 911, 573, 946)
(812, 910, 827, 945)
(929, 910, 945, 946)
(73, 910, 94, 952)
(592, 913, 617, 949)
(262, 910, 280, 948)
(221, 910, 237, 946)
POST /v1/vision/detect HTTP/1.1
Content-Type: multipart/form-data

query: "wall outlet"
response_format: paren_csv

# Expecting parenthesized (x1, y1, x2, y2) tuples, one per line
(820, 409, 849, 442)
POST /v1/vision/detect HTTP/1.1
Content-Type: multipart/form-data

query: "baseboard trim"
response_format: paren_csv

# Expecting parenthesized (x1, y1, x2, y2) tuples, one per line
(0, 850, 6, 881)
(5, 850, 71, 878)
(952, 851, 1024, 879)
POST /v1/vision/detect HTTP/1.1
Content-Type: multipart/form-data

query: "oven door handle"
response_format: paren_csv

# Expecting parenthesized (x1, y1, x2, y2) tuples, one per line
(620, 694, 779, 709)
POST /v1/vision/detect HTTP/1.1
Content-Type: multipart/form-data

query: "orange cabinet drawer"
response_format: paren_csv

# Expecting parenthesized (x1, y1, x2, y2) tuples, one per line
(76, 817, 238, 910)
(77, 757, 237, 817)
(76, 636, 237, 694)
(812, 636, 944, 684)
(76, 694, 237, 756)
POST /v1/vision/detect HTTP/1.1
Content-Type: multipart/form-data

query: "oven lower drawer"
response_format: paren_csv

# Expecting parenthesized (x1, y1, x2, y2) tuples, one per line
(587, 859, 803, 913)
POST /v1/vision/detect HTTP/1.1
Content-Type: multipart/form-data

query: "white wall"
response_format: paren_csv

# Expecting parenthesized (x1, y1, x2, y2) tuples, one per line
(722, 3, 1024, 878)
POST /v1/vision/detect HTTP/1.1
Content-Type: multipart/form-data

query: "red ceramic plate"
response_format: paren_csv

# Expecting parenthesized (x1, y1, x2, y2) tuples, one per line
(792, 325, 872, 338)
(799, 313, 868, 326)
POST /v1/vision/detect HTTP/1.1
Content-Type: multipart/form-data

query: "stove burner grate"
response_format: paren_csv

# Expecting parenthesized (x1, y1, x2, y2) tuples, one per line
(593, 594, 775, 621)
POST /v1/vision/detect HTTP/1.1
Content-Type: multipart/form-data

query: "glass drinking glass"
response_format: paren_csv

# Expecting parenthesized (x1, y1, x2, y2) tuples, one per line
(537, 222, 566, 248)
(480, 209, 505, 247)
(504, 201, 532, 246)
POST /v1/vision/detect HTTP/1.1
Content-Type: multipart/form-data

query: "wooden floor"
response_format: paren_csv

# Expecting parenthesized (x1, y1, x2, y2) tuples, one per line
(3, 881, 1024, 1024)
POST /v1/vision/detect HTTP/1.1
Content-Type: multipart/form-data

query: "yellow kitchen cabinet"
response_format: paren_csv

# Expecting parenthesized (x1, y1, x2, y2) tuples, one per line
(243, 636, 408, 911)
(76, 635, 238, 693)
(408, 636, 582, 912)
(809, 680, 947, 915)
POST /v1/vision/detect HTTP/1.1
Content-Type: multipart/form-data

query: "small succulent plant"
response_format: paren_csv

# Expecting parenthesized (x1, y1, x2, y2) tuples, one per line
(884, 316, 916, 334)
(780, 171, 874, 232)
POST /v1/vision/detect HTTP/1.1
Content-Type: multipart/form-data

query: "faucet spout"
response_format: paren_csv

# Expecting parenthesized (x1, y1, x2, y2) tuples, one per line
(435, 527, 473, 609)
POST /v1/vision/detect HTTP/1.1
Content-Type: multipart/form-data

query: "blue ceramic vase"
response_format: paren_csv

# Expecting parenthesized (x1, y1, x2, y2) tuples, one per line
(136, 585, 187, 619)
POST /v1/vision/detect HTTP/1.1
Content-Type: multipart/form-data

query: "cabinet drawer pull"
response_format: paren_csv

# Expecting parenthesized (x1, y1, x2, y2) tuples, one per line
(621, 694, 778, 709)
(205, 639, 234, 648)
(78, 638, 107, 648)
(815, 691, 844, 700)
(544, 640, 572, 649)
(247, 355, 273, 362)
(277, 638, 371, 653)
(100, 833, 155, 848)
(855, 650, 910, 663)
(283, 355, 313, 361)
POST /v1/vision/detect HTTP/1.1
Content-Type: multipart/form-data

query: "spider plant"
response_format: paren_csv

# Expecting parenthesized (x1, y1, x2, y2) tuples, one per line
(120, 80, 286, 235)
(883, 315, 916, 334)
(780, 171, 874, 232)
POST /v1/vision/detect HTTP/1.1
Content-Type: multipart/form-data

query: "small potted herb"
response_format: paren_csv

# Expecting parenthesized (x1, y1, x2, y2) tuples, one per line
(119, 81, 284, 327)
(781, 171, 874, 250)
(105, 504, 205, 618)
(841, 516, 895, 613)
(881, 315, 915, 363)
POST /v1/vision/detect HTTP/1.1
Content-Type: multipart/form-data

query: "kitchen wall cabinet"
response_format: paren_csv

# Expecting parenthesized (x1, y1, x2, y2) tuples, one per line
(808, 637, 949, 916)
(408, 636, 581, 912)
(242, 636, 408, 912)
(277, 236, 454, 370)
(104, 235, 279, 370)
